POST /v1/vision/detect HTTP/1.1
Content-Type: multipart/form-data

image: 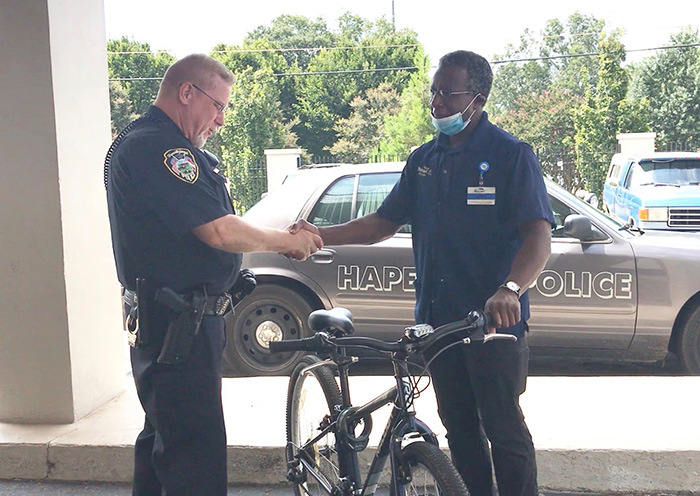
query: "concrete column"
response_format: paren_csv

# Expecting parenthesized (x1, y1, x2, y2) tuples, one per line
(0, 0, 124, 423)
(616, 132, 657, 154)
(264, 149, 302, 192)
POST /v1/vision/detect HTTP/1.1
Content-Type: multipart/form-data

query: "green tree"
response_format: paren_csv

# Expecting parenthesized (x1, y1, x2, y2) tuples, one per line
(380, 52, 434, 158)
(493, 88, 581, 190)
(212, 35, 305, 124)
(215, 13, 425, 161)
(210, 67, 297, 213)
(628, 28, 700, 146)
(489, 13, 606, 119)
(550, 13, 606, 97)
(107, 37, 175, 117)
(328, 82, 401, 162)
(572, 33, 640, 195)
(293, 14, 422, 159)
(246, 15, 336, 70)
(108, 80, 138, 136)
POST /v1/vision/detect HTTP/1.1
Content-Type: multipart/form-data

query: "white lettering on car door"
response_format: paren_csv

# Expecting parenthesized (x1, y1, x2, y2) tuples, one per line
(339, 266, 631, 299)
(534, 270, 633, 299)
(338, 265, 416, 292)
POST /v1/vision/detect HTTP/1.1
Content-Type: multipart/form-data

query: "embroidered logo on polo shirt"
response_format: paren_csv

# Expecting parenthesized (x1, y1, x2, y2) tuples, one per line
(417, 165, 432, 177)
(163, 148, 199, 183)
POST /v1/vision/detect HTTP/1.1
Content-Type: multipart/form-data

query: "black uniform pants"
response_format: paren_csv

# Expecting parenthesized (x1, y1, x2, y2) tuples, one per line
(429, 335, 538, 496)
(130, 314, 227, 496)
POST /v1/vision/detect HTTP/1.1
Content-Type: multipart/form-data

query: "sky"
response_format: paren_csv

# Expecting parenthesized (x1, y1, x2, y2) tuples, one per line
(103, 0, 700, 67)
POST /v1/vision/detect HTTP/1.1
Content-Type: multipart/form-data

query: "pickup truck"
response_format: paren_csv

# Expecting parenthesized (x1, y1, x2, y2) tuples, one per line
(602, 152, 700, 230)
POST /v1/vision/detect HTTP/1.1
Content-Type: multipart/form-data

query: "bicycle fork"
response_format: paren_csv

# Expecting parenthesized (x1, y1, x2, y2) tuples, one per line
(360, 378, 440, 496)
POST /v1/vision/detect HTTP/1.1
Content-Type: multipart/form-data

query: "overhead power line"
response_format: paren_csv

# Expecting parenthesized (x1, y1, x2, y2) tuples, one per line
(491, 42, 700, 65)
(107, 43, 419, 56)
(109, 66, 418, 82)
(107, 42, 699, 81)
(275, 66, 417, 77)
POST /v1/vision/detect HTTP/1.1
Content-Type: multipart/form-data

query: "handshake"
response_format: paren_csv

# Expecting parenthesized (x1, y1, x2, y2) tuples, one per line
(281, 219, 323, 261)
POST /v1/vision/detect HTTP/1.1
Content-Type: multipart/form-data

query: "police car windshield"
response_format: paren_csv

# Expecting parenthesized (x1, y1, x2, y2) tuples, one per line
(546, 179, 628, 233)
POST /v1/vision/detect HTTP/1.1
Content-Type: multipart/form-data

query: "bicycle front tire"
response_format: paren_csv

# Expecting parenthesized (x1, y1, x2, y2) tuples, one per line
(398, 442, 469, 496)
(286, 355, 353, 496)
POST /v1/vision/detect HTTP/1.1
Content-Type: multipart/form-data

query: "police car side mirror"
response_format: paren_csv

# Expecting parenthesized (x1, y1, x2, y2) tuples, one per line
(563, 214, 607, 242)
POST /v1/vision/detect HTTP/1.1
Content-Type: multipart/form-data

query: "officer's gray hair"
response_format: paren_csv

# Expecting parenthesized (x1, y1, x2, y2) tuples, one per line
(160, 53, 235, 93)
(438, 50, 493, 100)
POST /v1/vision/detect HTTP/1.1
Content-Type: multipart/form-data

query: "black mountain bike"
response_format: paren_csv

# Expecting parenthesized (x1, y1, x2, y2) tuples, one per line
(269, 307, 516, 496)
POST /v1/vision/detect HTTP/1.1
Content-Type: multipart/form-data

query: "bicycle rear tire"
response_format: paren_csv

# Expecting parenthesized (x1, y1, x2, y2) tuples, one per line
(286, 355, 353, 496)
(397, 442, 469, 495)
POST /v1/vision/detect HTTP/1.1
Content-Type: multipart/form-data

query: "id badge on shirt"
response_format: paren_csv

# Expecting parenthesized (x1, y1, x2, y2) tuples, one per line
(466, 186, 496, 205)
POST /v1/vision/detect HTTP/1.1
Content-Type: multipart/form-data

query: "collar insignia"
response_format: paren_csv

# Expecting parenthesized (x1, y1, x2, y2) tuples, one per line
(164, 148, 199, 183)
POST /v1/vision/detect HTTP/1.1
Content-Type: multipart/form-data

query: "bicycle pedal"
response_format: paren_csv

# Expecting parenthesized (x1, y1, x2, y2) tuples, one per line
(286, 466, 306, 484)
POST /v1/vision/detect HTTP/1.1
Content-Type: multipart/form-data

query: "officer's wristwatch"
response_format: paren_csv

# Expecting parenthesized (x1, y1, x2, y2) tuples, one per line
(499, 280, 521, 298)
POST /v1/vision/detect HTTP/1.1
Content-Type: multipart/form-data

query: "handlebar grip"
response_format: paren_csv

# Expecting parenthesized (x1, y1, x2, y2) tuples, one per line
(483, 333, 517, 343)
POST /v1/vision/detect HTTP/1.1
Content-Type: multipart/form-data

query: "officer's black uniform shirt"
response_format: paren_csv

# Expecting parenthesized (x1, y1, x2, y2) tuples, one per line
(377, 112, 554, 336)
(107, 106, 241, 295)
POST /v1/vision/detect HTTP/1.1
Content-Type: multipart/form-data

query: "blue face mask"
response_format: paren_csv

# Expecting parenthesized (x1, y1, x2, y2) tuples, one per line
(431, 93, 481, 136)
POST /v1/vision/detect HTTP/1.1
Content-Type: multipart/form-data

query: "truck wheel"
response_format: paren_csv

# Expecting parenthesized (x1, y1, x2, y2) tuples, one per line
(223, 285, 314, 377)
(678, 305, 700, 375)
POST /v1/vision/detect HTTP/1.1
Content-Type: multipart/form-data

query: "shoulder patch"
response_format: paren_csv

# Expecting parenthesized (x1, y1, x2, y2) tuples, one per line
(163, 148, 199, 183)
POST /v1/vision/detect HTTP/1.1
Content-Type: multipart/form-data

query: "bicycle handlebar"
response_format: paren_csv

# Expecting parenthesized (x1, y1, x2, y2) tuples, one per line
(268, 309, 516, 355)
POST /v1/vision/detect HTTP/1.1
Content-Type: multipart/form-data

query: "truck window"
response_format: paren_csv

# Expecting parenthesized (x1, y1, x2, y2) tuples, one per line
(637, 159, 700, 186)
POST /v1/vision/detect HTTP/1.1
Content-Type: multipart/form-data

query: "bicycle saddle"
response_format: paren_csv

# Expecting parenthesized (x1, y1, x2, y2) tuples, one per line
(308, 307, 355, 335)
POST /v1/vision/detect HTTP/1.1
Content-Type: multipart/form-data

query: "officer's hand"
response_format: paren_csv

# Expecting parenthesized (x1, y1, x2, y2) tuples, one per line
(283, 229, 323, 261)
(288, 219, 320, 236)
(484, 289, 521, 334)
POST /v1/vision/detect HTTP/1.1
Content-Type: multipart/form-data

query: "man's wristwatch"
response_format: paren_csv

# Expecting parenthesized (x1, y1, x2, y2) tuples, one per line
(499, 280, 521, 298)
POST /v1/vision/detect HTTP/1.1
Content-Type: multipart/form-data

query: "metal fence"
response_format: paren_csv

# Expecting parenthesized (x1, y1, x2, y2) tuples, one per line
(228, 158, 267, 214)
(306, 153, 408, 166)
(657, 140, 700, 153)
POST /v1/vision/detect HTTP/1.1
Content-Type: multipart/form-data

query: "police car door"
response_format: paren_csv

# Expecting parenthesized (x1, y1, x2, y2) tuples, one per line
(290, 172, 415, 341)
(527, 192, 637, 350)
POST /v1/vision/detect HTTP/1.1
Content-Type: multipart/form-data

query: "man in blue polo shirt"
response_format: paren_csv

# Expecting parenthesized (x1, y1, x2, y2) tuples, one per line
(293, 50, 553, 495)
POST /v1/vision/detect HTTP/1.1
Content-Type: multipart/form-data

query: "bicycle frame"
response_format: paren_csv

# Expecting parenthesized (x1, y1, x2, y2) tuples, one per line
(294, 347, 440, 496)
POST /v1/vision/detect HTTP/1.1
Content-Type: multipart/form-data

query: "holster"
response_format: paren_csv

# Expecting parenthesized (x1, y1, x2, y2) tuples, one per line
(122, 278, 152, 348)
(156, 288, 206, 365)
(229, 269, 257, 309)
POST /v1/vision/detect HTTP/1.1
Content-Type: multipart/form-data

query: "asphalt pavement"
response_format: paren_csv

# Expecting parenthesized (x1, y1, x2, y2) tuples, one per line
(0, 480, 684, 495)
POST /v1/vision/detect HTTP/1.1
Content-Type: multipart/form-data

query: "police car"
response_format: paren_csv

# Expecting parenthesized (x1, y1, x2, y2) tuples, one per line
(223, 162, 700, 377)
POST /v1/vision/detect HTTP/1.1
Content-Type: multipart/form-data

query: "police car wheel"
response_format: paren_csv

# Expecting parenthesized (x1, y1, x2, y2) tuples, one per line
(223, 285, 313, 377)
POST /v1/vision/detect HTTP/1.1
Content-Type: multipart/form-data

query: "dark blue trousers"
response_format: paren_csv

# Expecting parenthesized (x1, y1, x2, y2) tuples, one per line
(130, 314, 227, 496)
(429, 335, 538, 496)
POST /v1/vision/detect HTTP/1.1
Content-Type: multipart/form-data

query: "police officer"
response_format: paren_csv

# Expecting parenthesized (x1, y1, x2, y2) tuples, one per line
(105, 54, 322, 496)
(293, 50, 554, 495)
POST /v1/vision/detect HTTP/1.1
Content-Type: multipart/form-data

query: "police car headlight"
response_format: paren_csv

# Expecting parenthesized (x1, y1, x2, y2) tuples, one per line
(639, 207, 668, 222)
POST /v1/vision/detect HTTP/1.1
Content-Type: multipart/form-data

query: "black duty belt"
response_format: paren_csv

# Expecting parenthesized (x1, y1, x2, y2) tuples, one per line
(123, 289, 232, 317)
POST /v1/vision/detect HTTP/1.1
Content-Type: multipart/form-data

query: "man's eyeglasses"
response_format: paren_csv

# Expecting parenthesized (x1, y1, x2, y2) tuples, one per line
(192, 84, 228, 114)
(429, 88, 473, 101)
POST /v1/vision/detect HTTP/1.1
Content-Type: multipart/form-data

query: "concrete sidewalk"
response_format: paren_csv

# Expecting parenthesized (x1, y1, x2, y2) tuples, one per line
(1, 375, 699, 493)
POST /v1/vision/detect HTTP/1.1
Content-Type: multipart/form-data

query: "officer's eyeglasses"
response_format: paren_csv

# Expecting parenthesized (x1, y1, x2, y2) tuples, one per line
(192, 84, 228, 114)
(429, 88, 474, 102)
